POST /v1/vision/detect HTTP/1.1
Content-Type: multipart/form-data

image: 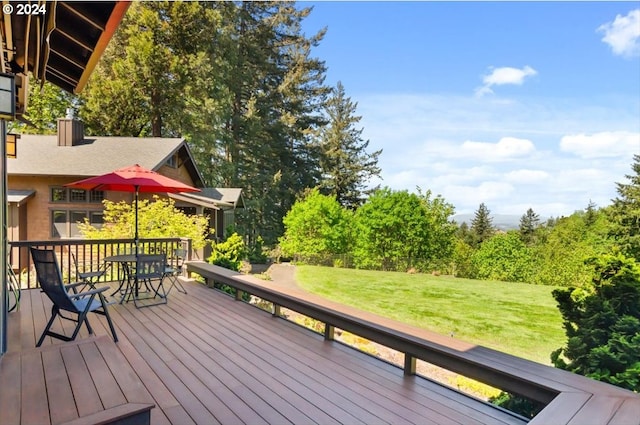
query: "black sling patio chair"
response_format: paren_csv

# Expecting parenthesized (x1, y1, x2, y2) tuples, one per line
(30, 247, 118, 347)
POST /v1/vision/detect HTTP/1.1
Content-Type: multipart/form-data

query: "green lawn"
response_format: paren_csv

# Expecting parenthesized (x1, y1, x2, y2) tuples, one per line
(295, 265, 565, 365)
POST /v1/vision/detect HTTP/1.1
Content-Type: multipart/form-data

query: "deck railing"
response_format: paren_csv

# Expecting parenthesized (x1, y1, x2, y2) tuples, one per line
(9, 238, 192, 289)
(186, 261, 640, 425)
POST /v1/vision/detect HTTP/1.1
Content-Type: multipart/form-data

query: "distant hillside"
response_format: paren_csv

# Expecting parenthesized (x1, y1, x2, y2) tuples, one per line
(452, 213, 526, 231)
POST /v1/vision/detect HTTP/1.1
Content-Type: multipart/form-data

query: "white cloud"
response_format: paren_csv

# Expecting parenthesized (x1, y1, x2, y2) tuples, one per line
(475, 66, 537, 96)
(504, 169, 550, 184)
(461, 137, 536, 161)
(560, 131, 640, 159)
(598, 9, 640, 58)
(444, 181, 515, 205)
(357, 92, 639, 217)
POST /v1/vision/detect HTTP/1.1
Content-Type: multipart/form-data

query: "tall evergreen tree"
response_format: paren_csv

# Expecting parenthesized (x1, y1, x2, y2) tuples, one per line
(318, 81, 381, 209)
(519, 207, 540, 245)
(608, 155, 640, 261)
(470, 203, 495, 247)
(79, 2, 216, 137)
(213, 1, 329, 245)
(78, 1, 329, 246)
(584, 200, 598, 227)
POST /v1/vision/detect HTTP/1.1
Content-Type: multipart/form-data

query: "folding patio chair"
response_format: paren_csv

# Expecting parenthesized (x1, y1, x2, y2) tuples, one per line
(132, 254, 168, 308)
(71, 251, 109, 290)
(164, 248, 187, 295)
(30, 247, 118, 347)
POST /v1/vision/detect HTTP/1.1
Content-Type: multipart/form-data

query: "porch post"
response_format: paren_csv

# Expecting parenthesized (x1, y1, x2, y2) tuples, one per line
(1, 119, 7, 355)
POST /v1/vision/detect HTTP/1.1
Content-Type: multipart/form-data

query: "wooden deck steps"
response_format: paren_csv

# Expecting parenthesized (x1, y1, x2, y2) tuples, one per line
(0, 335, 154, 425)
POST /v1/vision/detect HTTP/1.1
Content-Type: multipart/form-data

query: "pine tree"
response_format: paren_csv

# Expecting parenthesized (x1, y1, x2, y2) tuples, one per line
(584, 200, 598, 227)
(608, 155, 640, 261)
(519, 208, 540, 245)
(470, 203, 494, 247)
(319, 81, 381, 209)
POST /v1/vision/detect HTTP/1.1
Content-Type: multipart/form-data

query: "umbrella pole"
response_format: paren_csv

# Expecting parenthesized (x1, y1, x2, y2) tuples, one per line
(134, 187, 139, 299)
(134, 186, 139, 255)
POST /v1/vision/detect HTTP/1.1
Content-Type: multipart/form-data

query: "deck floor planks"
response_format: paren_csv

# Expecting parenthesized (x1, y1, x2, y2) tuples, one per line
(121, 301, 271, 425)
(112, 302, 246, 425)
(158, 298, 348, 424)
(20, 349, 49, 425)
(155, 278, 516, 423)
(166, 287, 405, 425)
(60, 344, 104, 418)
(180, 284, 504, 423)
(0, 352, 22, 424)
(141, 298, 341, 425)
(136, 310, 302, 425)
(41, 346, 78, 424)
(7, 281, 536, 425)
(176, 284, 499, 425)
(95, 335, 176, 425)
(103, 301, 226, 425)
(105, 306, 228, 424)
(78, 341, 127, 409)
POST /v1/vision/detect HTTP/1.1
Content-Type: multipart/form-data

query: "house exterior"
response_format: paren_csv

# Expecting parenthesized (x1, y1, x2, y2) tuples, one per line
(7, 118, 242, 244)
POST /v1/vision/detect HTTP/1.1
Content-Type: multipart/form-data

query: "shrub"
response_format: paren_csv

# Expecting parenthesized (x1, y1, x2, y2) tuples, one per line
(551, 253, 640, 392)
(208, 232, 246, 272)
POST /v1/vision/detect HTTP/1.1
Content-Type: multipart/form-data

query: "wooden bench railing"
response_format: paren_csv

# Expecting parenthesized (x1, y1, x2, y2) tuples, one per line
(186, 261, 640, 425)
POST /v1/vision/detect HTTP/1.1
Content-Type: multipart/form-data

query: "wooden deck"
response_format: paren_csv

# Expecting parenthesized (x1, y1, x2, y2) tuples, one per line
(1, 279, 527, 425)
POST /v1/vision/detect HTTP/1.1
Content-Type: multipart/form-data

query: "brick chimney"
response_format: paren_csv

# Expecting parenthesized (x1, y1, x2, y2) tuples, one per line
(57, 109, 84, 146)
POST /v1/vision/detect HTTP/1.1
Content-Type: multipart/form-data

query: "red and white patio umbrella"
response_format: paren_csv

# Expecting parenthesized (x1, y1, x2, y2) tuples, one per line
(65, 164, 200, 253)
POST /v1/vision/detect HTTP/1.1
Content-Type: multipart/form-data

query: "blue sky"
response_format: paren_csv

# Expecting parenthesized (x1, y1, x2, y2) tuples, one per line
(301, 2, 640, 217)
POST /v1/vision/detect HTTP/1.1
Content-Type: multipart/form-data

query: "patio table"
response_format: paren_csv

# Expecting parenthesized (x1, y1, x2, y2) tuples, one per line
(104, 254, 138, 303)
(104, 254, 168, 307)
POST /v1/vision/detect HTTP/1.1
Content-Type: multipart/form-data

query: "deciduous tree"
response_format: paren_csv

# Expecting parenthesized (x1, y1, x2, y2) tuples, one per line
(78, 196, 209, 249)
(279, 189, 352, 263)
(10, 80, 75, 134)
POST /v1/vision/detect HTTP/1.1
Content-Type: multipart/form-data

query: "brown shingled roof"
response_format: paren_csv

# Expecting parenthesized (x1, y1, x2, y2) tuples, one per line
(8, 135, 203, 187)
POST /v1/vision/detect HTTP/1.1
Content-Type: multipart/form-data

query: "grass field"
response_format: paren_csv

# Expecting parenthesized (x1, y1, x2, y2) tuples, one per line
(295, 265, 566, 365)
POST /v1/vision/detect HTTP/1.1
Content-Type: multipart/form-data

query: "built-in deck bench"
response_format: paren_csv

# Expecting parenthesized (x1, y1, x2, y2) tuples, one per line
(187, 261, 640, 425)
(0, 336, 154, 425)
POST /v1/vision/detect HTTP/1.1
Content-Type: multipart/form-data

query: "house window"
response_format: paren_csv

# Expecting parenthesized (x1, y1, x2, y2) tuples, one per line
(90, 191, 105, 203)
(50, 187, 104, 203)
(69, 211, 88, 238)
(166, 154, 178, 168)
(51, 210, 68, 238)
(70, 189, 87, 202)
(51, 210, 101, 238)
(51, 187, 67, 202)
(90, 212, 104, 227)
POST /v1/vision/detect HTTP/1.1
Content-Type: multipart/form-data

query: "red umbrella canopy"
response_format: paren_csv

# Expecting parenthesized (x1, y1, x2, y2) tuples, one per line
(65, 164, 200, 193)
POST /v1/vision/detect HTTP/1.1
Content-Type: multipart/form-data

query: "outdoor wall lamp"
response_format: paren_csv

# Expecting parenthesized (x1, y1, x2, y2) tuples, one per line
(0, 73, 15, 119)
(6, 133, 17, 159)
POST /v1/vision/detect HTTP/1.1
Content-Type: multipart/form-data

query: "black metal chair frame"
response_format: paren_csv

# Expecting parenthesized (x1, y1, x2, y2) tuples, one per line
(165, 248, 187, 295)
(71, 251, 109, 291)
(30, 247, 118, 347)
(130, 254, 168, 308)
